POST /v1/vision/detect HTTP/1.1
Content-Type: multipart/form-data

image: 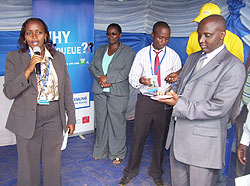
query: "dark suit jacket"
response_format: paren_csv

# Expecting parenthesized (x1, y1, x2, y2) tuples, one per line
(89, 42, 135, 96)
(166, 47, 246, 169)
(3, 50, 76, 139)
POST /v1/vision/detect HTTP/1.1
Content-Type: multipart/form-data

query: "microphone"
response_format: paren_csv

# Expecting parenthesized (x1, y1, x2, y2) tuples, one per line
(33, 46, 41, 74)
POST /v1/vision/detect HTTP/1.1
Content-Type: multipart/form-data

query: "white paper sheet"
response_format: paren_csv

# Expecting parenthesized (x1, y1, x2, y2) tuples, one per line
(61, 128, 69, 150)
(235, 174, 250, 186)
(150, 95, 173, 100)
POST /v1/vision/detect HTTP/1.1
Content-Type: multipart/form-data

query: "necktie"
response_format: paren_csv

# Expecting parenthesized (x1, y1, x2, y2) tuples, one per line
(194, 53, 207, 74)
(153, 50, 162, 87)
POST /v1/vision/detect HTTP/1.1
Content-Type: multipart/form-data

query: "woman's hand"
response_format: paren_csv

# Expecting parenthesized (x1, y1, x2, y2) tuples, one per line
(66, 124, 75, 135)
(97, 75, 112, 88)
(102, 83, 112, 88)
(98, 75, 107, 83)
(24, 54, 42, 80)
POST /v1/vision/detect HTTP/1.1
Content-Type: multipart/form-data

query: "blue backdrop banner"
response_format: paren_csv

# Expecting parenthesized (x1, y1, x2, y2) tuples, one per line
(33, 0, 94, 100)
(33, 0, 95, 135)
(0, 31, 20, 76)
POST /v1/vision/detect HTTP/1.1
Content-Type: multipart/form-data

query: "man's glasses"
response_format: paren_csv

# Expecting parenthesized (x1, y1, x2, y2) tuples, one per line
(106, 32, 119, 36)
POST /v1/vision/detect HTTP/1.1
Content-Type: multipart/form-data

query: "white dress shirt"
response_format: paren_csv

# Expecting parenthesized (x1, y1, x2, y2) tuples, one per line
(240, 103, 250, 146)
(129, 44, 182, 95)
(200, 44, 225, 69)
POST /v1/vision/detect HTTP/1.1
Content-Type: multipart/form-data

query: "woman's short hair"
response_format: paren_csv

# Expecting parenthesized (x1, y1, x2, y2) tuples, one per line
(107, 23, 122, 34)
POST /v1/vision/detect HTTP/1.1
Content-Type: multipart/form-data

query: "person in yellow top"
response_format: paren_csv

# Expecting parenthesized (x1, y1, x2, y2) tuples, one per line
(187, 3, 244, 62)
(166, 3, 244, 84)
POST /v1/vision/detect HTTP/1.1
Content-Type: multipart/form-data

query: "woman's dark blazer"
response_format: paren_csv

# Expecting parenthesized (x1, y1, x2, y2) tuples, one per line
(89, 43, 135, 96)
(3, 49, 76, 139)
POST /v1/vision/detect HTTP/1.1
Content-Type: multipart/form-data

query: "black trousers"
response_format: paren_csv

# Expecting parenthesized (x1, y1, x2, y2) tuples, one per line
(124, 94, 172, 179)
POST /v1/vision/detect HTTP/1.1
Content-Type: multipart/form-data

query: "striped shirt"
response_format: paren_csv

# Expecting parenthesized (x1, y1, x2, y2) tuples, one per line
(242, 69, 250, 105)
(129, 44, 182, 95)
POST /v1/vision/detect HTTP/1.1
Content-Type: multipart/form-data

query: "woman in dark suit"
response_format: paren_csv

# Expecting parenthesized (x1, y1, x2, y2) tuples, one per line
(89, 23, 135, 164)
(3, 18, 76, 186)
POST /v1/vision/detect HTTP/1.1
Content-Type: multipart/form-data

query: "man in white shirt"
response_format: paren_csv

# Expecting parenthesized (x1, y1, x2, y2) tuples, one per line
(237, 62, 250, 175)
(118, 21, 182, 186)
(238, 115, 250, 174)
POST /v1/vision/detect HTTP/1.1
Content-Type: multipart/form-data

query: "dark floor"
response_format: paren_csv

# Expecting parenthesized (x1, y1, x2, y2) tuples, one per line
(0, 120, 236, 186)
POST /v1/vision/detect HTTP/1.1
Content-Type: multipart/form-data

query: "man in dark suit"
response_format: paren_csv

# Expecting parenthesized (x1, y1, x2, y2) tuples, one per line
(159, 15, 245, 186)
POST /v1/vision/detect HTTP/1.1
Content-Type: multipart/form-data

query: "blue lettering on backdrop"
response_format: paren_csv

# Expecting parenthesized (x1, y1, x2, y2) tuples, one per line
(33, 0, 94, 102)
(73, 97, 87, 102)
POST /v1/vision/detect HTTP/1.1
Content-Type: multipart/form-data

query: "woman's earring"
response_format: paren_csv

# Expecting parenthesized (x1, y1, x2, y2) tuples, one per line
(24, 40, 27, 44)
(44, 38, 47, 43)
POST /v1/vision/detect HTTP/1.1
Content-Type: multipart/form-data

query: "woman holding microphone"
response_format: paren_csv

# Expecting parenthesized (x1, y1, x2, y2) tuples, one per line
(3, 18, 76, 186)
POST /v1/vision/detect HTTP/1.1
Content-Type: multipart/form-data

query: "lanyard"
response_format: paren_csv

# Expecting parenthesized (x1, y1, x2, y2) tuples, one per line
(28, 49, 51, 91)
(149, 45, 166, 76)
(40, 59, 51, 91)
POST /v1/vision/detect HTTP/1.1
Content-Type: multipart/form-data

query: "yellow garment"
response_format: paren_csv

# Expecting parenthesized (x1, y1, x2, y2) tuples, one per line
(193, 3, 221, 22)
(186, 30, 244, 62)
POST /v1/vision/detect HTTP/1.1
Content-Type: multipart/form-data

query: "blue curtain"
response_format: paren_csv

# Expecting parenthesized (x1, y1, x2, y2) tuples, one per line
(226, 0, 250, 38)
(94, 30, 188, 65)
(0, 31, 19, 76)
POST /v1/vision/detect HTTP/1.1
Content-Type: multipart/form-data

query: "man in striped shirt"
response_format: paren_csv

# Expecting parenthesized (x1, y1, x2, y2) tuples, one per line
(119, 21, 182, 186)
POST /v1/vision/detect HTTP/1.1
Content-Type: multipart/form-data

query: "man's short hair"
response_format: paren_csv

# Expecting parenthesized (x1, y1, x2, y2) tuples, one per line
(152, 21, 170, 34)
(200, 14, 226, 32)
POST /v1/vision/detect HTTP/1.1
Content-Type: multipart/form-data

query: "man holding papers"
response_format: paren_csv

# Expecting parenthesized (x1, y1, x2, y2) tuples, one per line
(159, 15, 245, 186)
(119, 21, 181, 186)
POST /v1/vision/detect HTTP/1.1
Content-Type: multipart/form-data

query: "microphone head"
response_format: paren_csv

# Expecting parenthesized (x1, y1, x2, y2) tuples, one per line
(33, 46, 41, 55)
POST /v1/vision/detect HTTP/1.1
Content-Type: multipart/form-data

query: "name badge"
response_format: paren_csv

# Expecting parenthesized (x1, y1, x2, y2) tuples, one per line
(39, 96, 50, 105)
